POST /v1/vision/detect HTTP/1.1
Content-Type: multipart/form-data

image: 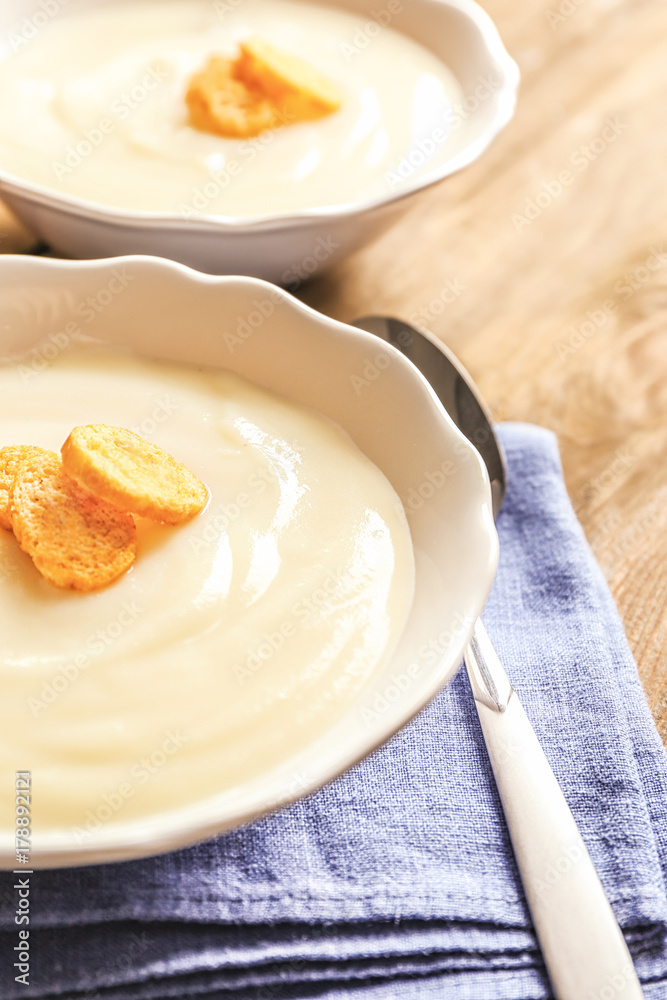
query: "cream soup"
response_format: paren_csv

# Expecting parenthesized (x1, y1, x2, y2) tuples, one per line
(0, 0, 462, 216)
(0, 342, 414, 837)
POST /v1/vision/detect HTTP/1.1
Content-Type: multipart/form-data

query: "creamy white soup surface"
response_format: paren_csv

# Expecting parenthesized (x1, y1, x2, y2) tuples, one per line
(0, 342, 415, 837)
(0, 0, 462, 216)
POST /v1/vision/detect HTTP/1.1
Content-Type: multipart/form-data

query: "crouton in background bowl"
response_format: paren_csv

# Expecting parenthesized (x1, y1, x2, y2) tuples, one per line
(0, 0, 518, 280)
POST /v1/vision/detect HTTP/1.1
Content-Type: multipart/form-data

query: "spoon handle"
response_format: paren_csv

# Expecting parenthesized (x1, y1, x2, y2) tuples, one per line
(465, 619, 644, 1000)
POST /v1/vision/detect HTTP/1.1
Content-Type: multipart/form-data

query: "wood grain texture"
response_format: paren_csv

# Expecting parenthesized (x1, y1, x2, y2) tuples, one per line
(1, 0, 666, 739)
(300, 0, 667, 741)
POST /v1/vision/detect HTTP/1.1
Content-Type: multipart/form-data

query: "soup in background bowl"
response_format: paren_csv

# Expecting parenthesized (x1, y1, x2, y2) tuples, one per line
(0, 0, 519, 278)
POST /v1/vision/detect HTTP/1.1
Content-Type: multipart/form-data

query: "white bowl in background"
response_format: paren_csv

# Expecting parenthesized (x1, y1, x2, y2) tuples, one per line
(0, 254, 498, 867)
(0, 0, 519, 280)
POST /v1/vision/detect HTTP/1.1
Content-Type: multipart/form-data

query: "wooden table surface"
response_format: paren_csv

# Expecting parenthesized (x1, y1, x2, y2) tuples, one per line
(2, 0, 666, 740)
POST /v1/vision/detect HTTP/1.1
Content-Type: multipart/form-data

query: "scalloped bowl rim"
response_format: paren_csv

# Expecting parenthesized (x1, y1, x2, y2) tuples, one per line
(0, 254, 499, 866)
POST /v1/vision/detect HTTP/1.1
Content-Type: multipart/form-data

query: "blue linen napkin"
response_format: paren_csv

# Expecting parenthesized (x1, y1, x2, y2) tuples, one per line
(2, 422, 667, 1000)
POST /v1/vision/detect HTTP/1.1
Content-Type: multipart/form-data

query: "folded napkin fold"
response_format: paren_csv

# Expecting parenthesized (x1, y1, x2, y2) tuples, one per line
(2, 423, 667, 1000)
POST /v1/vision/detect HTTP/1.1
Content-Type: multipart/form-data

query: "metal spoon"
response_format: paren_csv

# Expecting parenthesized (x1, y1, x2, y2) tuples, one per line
(353, 316, 644, 1000)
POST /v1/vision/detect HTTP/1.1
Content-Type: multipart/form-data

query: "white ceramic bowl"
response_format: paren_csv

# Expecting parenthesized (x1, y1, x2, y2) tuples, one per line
(0, 254, 497, 867)
(0, 0, 518, 280)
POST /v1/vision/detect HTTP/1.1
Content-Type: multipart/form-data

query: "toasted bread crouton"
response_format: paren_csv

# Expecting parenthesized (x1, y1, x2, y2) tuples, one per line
(186, 40, 341, 138)
(9, 449, 137, 591)
(0, 445, 49, 531)
(186, 55, 281, 138)
(61, 425, 208, 525)
(234, 37, 342, 121)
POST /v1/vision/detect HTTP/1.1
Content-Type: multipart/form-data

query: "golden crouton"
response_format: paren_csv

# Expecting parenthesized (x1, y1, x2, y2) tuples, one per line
(0, 445, 46, 531)
(186, 39, 341, 138)
(235, 37, 342, 122)
(185, 56, 281, 138)
(61, 425, 208, 525)
(9, 449, 137, 591)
